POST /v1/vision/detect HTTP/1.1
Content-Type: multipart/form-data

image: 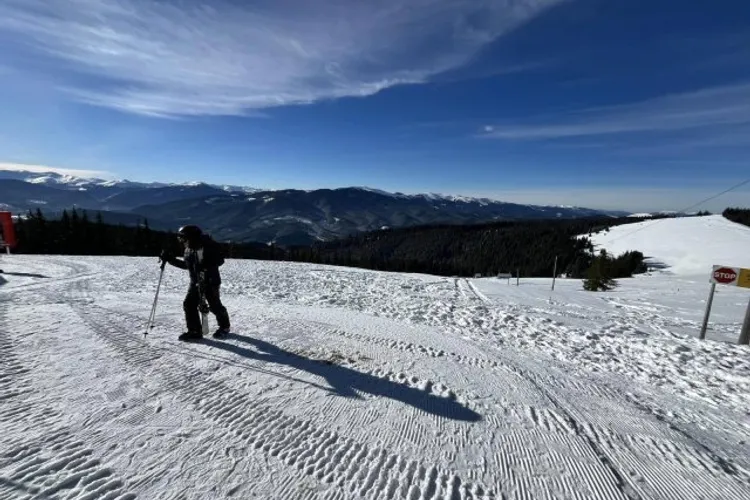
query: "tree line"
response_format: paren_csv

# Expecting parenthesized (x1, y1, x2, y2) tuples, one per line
(13, 208, 165, 256)
(11, 208, 288, 260)
(283, 216, 649, 279)
(723, 207, 750, 227)
(12, 208, 651, 282)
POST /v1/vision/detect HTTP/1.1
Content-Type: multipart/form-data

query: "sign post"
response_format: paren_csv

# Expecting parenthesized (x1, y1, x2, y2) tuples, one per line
(551, 255, 558, 291)
(699, 282, 716, 340)
(740, 296, 750, 345)
(703, 265, 750, 344)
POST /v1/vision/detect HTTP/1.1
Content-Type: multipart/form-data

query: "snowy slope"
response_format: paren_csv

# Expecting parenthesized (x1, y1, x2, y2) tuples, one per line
(0, 255, 748, 499)
(590, 215, 750, 275)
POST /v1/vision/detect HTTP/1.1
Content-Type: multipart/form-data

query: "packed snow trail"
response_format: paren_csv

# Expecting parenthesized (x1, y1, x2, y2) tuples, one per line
(0, 255, 748, 499)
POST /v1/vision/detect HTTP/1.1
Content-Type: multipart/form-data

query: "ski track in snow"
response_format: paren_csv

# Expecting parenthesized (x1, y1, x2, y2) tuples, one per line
(0, 255, 748, 499)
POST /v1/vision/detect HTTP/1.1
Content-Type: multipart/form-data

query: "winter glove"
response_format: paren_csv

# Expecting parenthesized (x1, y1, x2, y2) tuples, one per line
(159, 249, 174, 263)
(198, 296, 209, 314)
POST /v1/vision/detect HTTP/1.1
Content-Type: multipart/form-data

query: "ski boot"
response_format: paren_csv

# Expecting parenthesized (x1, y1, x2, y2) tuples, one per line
(213, 327, 230, 339)
(178, 330, 203, 342)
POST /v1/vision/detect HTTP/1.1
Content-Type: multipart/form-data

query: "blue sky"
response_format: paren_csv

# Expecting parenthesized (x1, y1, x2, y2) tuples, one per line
(0, 0, 748, 211)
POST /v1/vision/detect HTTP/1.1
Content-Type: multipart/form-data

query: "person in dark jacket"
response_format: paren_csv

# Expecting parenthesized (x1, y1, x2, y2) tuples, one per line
(161, 225, 230, 341)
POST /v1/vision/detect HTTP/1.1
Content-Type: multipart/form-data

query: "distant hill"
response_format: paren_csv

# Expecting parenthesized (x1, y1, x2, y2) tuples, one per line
(1, 168, 626, 245)
(132, 187, 620, 245)
(589, 214, 750, 275)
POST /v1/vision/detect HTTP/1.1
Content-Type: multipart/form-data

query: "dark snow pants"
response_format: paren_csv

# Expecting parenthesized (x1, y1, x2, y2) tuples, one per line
(184, 283, 230, 333)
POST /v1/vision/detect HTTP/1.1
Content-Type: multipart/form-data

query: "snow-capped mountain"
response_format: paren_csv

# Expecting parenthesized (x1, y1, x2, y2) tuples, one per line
(0, 168, 625, 244)
(0, 169, 228, 191)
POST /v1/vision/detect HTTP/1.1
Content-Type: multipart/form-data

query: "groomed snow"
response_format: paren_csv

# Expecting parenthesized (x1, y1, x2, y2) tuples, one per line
(0, 251, 748, 499)
(589, 215, 750, 275)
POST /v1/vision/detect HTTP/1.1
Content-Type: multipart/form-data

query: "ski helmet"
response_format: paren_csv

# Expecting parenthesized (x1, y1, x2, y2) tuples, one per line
(177, 224, 202, 242)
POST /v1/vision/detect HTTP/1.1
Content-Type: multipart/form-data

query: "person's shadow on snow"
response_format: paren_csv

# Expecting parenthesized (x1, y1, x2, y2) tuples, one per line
(0, 271, 49, 278)
(201, 334, 481, 423)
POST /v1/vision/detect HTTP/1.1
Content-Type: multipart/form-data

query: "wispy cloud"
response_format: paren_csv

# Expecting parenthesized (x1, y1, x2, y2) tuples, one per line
(0, 0, 562, 117)
(481, 82, 750, 140)
(0, 162, 111, 178)
(434, 57, 562, 84)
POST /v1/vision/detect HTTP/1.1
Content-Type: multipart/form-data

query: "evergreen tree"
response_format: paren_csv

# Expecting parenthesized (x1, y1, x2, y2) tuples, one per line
(96, 212, 111, 255)
(583, 250, 618, 291)
(70, 208, 84, 254)
(58, 209, 71, 253)
(60, 209, 70, 227)
(35, 208, 47, 253)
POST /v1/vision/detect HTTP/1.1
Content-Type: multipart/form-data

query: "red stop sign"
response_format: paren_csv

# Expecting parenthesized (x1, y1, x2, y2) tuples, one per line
(714, 267, 737, 284)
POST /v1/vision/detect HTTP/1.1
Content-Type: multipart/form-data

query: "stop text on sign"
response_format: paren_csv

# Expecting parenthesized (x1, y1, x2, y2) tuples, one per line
(714, 267, 737, 283)
(710, 265, 750, 288)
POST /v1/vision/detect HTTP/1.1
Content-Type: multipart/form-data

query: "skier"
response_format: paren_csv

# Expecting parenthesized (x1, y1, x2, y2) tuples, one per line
(160, 225, 231, 341)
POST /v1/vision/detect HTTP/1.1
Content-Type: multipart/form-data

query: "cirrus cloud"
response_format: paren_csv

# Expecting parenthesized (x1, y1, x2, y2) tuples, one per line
(0, 0, 563, 117)
(480, 82, 750, 140)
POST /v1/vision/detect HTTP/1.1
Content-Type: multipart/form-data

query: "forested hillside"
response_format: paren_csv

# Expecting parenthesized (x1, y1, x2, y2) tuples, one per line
(285, 217, 649, 278)
(11, 209, 285, 261)
(723, 207, 750, 227)
(10, 209, 649, 279)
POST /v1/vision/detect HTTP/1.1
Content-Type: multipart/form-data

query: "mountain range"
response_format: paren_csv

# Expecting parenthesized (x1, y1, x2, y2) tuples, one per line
(0, 169, 627, 245)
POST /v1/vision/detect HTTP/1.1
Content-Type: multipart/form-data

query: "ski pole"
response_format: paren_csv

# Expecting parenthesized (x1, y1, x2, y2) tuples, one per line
(198, 279, 210, 336)
(145, 259, 167, 337)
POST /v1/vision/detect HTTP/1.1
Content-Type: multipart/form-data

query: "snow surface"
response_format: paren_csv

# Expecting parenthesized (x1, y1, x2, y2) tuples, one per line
(273, 215, 315, 225)
(627, 213, 653, 218)
(27, 174, 87, 186)
(589, 215, 750, 275)
(353, 187, 530, 208)
(0, 251, 748, 499)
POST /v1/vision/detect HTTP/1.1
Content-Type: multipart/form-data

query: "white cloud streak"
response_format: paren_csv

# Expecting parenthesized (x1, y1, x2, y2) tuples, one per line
(0, 0, 562, 117)
(482, 82, 750, 139)
(0, 162, 111, 178)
